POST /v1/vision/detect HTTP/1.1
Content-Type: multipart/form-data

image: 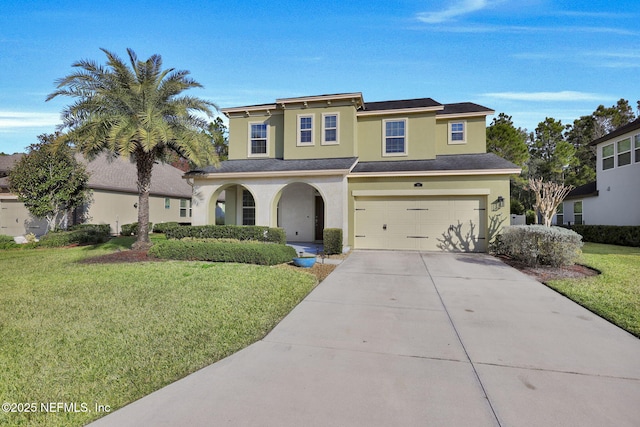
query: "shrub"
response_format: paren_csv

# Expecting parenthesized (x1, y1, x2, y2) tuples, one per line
(153, 222, 180, 234)
(569, 225, 640, 247)
(492, 225, 583, 267)
(165, 225, 286, 244)
(120, 222, 153, 236)
(323, 228, 343, 255)
(149, 239, 296, 266)
(38, 225, 111, 247)
(525, 210, 536, 225)
(0, 235, 20, 249)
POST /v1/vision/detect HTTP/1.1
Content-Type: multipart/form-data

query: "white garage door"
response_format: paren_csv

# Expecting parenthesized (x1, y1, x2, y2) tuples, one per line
(354, 196, 486, 252)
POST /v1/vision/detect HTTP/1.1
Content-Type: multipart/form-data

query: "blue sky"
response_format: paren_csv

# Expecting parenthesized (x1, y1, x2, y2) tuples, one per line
(1, 0, 638, 154)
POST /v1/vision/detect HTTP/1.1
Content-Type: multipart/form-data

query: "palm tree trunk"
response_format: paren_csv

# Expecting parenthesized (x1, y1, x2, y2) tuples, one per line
(132, 151, 155, 251)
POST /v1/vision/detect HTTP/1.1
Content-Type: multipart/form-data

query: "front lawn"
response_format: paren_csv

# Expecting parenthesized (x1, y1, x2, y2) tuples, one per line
(0, 240, 316, 426)
(546, 243, 640, 338)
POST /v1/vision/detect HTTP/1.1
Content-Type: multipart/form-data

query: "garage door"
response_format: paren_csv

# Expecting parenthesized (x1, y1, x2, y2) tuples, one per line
(354, 196, 486, 252)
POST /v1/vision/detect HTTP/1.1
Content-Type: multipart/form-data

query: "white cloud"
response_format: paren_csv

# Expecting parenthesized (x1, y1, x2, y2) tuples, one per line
(0, 111, 60, 130)
(416, 0, 494, 24)
(481, 91, 611, 102)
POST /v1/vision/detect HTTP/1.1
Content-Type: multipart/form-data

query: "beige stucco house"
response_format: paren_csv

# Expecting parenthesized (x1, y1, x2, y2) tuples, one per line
(186, 93, 520, 252)
(0, 153, 193, 236)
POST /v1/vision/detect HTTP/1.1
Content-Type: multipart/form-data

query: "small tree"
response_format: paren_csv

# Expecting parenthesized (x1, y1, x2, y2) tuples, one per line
(527, 177, 573, 227)
(8, 134, 91, 233)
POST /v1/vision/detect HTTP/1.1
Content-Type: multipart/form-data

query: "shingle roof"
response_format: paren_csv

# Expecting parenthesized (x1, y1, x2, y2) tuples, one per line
(0, 154, 23, 174)
(565, 181, 598, 200)
(363, 98, 442, 111)
(351, 153, 519, 173)
(82, 154, 192, 198)
(438, 102, 494, 116)
(590, 118, 640, 146)
(187, 157, 359, 175)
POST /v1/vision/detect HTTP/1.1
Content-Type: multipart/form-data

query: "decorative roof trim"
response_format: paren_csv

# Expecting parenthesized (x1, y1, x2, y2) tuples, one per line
(348, 168, 521, 178)
(276, 93, 364, 108)
(436, 110, 495, 119)
(221, 104, 278, 117)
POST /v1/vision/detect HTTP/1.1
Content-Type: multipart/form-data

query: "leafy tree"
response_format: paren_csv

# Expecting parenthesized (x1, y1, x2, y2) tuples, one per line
(207, 117, 229, 161)
(486, 113, 529, 167)
(593, 98, 635, 137)
(8, 133, 91, 233)
(528, 117, 576, 183)
(47, 48, 218, 249)
(564, 115, 597, 187)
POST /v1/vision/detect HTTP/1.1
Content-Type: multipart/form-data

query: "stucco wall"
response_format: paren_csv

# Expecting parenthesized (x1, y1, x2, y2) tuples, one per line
(435, 116, 488, 155)
(0, 197, 48, 237)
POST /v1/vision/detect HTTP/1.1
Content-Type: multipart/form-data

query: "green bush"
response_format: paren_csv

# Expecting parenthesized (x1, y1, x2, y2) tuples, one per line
(38, 225, 111, 247)
(525, 210, 536, 225)
(149, 239, 296, 266)
(569, 225, 640, 247)
(323, 228, 343, 255)
(492, 225, 583, 267)
(0, 235, 20, 249)
(165, 225, 286, 244)
(153, 222, 180, 234)
(120, 222, 153, 236)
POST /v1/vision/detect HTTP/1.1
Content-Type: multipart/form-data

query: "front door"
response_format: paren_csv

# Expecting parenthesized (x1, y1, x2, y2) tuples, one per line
(315, 196, 325, 241)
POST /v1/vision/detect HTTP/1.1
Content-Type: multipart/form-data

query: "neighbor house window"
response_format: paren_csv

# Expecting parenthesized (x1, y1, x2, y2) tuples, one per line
(297, 115, 314, 145)
(180, 199, 191, 218)
(556, 203, 564, 225)
(573, 201, 583, 225)
(383, 119, 407, 156)
(635, 134, 640, 163)
(322, 113, 339, 145)
(602, 143, 614, 170)
(249, 122, 268, 156)
(242, 190, 255, 225)
(618, 138, 631, 166)
(164, 198, 170, 209)
(448, 121, 466, 144)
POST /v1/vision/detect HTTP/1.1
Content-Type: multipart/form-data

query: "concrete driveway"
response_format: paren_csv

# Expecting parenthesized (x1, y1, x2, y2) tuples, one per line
(91, 251, 640, 427)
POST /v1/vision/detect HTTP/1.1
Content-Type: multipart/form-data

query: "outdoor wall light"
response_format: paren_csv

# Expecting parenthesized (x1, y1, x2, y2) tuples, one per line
(134, 203, 138, 209)
(497, 196, 505, 208)
(414, 182, 423, 187)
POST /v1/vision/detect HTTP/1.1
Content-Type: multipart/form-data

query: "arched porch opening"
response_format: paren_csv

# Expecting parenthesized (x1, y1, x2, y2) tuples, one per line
(273, 182, 326, 243)
(209, 183, 257, 226)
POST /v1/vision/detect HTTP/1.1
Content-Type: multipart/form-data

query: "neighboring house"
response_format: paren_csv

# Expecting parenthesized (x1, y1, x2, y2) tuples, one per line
(0, 153, 194, 236)
(562, 118, 640, 226)
(0, 154, 48, 236)
(186, 93, 520, 252)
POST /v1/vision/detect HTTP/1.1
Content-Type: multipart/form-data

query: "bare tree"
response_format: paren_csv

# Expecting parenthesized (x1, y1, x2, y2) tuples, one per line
(527, 178, 574, 227)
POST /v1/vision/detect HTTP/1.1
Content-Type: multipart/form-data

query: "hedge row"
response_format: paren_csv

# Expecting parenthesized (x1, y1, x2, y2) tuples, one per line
(492, 225, 583, 267)
(153, 222, 181, 234)
(568, 225, 640, 247)
(165, 225, 286, 245)
(38, 225, 112, 248)
(120, 222, 153, 236)
(148, 239, 296, 265)
(0, 234, 19, 249)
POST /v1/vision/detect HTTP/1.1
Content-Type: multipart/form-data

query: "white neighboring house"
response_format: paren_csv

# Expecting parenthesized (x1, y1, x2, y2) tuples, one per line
(561, 118, 640, 226)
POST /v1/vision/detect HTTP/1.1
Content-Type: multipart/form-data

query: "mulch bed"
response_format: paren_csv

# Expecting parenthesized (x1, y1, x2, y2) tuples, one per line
(497, 256, 600, 283)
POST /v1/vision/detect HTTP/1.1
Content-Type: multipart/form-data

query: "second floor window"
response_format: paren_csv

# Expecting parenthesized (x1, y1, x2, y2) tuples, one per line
(383, 119, 407, 155)
(298, 115, 314, 145)
(449, 121, 466, 144)
(618, 138, 631, 166)
(602, 143, 614, 170)
(635, 134, 640, 163)
(322, 113, 338, 144)
(250, 123, 268, 156)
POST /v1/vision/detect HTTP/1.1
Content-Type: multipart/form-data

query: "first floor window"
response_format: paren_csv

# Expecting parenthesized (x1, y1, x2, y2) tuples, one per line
(250, 123, 268, 155)
(164, 198, 170, 209)
(556, 203, 564, 225)
(573, 201, 583, 225)
(180, 199, 192, 218)
(449, 121, 466, 144)
(242, 190, 255, 225)
(602, 143, 614, 170)
(617, 138, 631, 166)
(384, 119, 406, 155)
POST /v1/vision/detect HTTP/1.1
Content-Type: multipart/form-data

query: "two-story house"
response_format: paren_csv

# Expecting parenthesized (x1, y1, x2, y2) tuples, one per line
(186, 93, 520, 252)
(562, 117, 640, 226)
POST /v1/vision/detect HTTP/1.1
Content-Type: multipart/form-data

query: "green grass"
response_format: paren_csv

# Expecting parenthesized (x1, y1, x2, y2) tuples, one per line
(546, 243, 640, 338)
(0, 238, 316, 426)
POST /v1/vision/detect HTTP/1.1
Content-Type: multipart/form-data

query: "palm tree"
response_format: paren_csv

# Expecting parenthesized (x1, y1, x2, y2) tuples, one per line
(47, 48, 217, 249)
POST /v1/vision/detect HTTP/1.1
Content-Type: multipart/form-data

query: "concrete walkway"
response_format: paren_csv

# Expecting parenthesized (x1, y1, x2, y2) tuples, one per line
(91, 251, 640, 427)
